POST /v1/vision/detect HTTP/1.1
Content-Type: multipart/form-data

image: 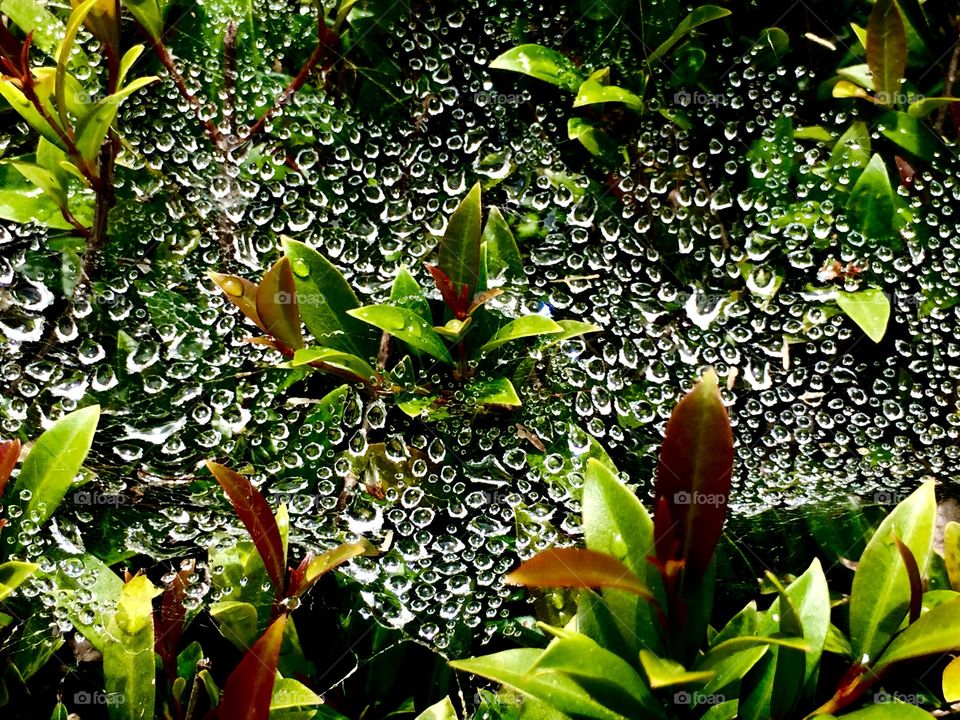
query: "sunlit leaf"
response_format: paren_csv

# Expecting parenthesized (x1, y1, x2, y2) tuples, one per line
(205, 461, 286, 593)
(638, 650, 714, 688)
(466, 376, 521, 408)
(573, 75, 643, 111)
(653, 369, 733, 580)
(8, 160, 67, 208)
(104, 574, 162, 720)
(270, 677, 323, 714)
(120, 0, 165, 40)
(877, 110, 939, 162)
(0, 438, 20, 498)
(347, 305, 453, 364)
(55, 0, 100, 130)
(413, 696, 457, 720)
(0, 561, 38, 601)
(832, 79, 874, 101)
(846, 154, 895, 239)
(850, 481, 936, 664)
(389, 266, 431, 322)
(944, 655, 960, 702)
(289, 347, 375, 382)
(907, 96, 958, 118)
(218, 615, 287, 720)
(506, 547, 655, 601)
(256, 257, 304, 350)
(866, 0, 906, 106)
(73, 76, 158, 165)
(293, 538, 377, 597)
(945, 521, 960, 592)
(481, 206, 524, 287)
(648, 6, 731, 65)
(0, 0, 67, 55)
(15, 405, 99, 526)
(490, 44, 584, 92)
(209, 272, 266, 331)
(874, 596, 960, 670)
(835, 289, 891, 343)
(477, 314, 563, 354)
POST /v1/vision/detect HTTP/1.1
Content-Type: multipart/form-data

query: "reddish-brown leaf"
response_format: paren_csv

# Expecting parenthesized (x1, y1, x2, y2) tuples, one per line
(255, 258, 304, 350)
(506, 547, 656, 602)
(893, 533, 922, 624)
(291, 539, 378, 598)
(218, 614, 287, 720)
(426, 264, 469, 319)
(205, 461, 286, 592)
(653, 369, 733, 580)
(209, 272, 267, 332)
(894, 155, 915, 188)
(0, 439, 21, 499)
(155, 559, 194, 682)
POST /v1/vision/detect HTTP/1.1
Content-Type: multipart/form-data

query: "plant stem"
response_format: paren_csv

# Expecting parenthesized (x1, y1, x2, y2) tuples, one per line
(935, 19, 960, 134)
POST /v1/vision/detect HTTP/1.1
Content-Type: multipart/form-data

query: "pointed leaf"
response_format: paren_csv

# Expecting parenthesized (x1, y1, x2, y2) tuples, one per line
(390, 266, 431, 321)
(294, 538, 377, 597)
(121, 0, 165, 40)
(438, 183, 482, 296)
(653, 369, 733, 579)
(256, 257, 304, 350)
(489, 44, 584, 92)
(0, 438, 21, 498)
(73, 76, 158, 165)
(290, 347, 375, 382)
(875, 596, 960, 670)
(506, 547, 655, 601)
(0, 561, 38, 601)
(117, 44, 145, 88)
(850, 481, 936, 664)
(944, 655, 960, 702)
(205, 461, 286, 592)
(209, 272, 265, 330)
(877, 110, 939, 162)
(0, 80, 64, 147)
(836, 289, 890, 343)
(9, 161, 66, 208)
(867, 0, 906, 106)
(477, 315, 563, 354)
(16, 405, 99, 526)
(347, 305, 453, 364)
(638, 650, 714, 688)
(467, 376, 521, 408)
(648, 6, 731, 64)
(414, 697, 457, 720)
(945, 521, 960, 592)
(218, 615, 287, 720)
(847, 154, 895, 239)
(838, 705, 943, 719)
(481, 207, 524, 287)
(280, 237, 376, 356)
(574, 79, 643, 111)
(55, 0, 100, 129)
(892, 534, 922, 623)
(103, 574, 161, 720)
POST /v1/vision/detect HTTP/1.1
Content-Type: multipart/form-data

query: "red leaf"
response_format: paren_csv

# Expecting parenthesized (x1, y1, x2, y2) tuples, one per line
(255, 257, 304, 350)
(506, 547, 656, 602)
(894, 155, 915, 189)
(892, 533, 922, 624)
(426, 264, 469, 319)
(205, 461, 286, 593)
(653, 369, 733, 580)
(218, 615, 287, 720)
(155, 560, 194, 682)
(0, 439, 20, 499)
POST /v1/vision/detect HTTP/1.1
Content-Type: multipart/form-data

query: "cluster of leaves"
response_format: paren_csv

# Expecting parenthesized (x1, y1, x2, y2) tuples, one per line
(442, 371, 960, 719)
(210, 183, 598, 422)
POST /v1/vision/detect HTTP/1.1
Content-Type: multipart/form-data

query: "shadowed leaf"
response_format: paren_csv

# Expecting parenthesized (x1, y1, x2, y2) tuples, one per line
(867, 0, 906, 106)
(506, 547, 655, 601)
(205, 461, 286, 593)
(892, 534, 922, 624)
(218, 615, 287, 720)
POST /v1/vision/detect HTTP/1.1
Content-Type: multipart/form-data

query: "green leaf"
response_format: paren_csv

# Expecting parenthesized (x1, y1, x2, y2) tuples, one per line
(850, 481, 936, 664)
(877, 110, 940, 162)
(450, 649, 625, 720)
(209, 600, 259, 649)
(944, 521, 960, 592)
(828, 121, 871, 178)
(567, 117, 618, 157)
(847, 154, 895, 239)
(0, 561, 38, 601)
(874, 596, 960, 669)
(582, 457, 664, 654)
(121, 0, 165, 40)
(389, 266, 431, 322)
(294, 539, 377, 597)
(290, 347, 376, 382)
(0, 80, 64, 147)
(56, 0, 100, 130)
(413, 697, 457, 720)
(481, 207, 525, 287)
(638, 650, 714, 688)
(866, 0, 906, 106)
(489, 44, 584, 92)
(907, 96, 958, 118)
(467, 377, 521, 408)
(347, 305, 453, 364)
(16, 405, 99, 526)
(573, 74, 643, 111)
(281, 236, 376, 356)
(541, 319, 602, 347)
(73, 76, 159, 165)
(438, 182, 482, 295)
(477, 315, 563, 354)
(835, 704, 941, 719)
(49, 703, 69, 720)
(117, 44, 146, 88)
(103, 575, 161, 720)
(0, 164, 89, 230)
(0, 0, 66, 55)
(943, 655, 960, 702)
(648, 6, 731, 65)
(835, 289, 891, 343)
(780, 559, 830, 689)
(506, 547, 655, 601)
(8, 161, 67, 208)
(270, 678, 323, 713)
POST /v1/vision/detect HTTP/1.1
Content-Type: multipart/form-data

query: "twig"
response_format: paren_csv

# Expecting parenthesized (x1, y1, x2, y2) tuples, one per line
(60, 207, 93, 239)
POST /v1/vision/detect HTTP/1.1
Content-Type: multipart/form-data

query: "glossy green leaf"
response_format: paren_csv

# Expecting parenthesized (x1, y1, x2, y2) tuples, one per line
(828, 121, 870, 177)
(832, 79, 874, 101)
(103, 574, 161, 720)
(0, 164, 89, 229)
(467, 376, 521, 407)
(450, 649, 628, 720)
(413, 697, 457, 720)
(347, 305, 453, 364)
(944, 521, 960, 592)
(210, 600, 259, 649)
(648, 6, 731, 65)
(121, 0, 165, 40)
(295, 538, 377, 597)
(290, 347, 375, 382)
(209, 272, 266, 331)
(653, 369, 733, 580)
(836, 703, 942, 719)
(270, 678, 323, 714)
(117, 44, 145, 88)
(481, 206, 524, 287)
(836, 289, 891, 343)
(567, 117, 618, 157)
(281, 236, 376, 356)
(847, 154, 895, 239)
(582, 457, 663, 654)
(697, 636, 811, 669)
(866, 0, 906, 106)
(389, 266, 431, 322)
(0, 561, 38, 601)
(490, 44, 584, 92)
(0, 0, 66, 55)
(506, 547, 655, 601)
(49, 703, 68, 720)
(574, 77, 643, 111)
(943, 655, 960, 702)
(477, 315, 563, 354)
(877, 110, 939, 162)
(219, 615, 287, 720)
(55, 0, 99, 129)
(0, 80, 64, 147)
(255, 257, 304, 350)
(8, 161, 67, 208)
(540, 319, 602, 347)
(850, 481, 936, 664)
(874, 596, 960, 669)
(907, 96, 958, 118)
(73, 76, 158, 165)
(638, 650, 714, 688)
(16, 405, 99, 526)
(438, 182, 482, 295)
